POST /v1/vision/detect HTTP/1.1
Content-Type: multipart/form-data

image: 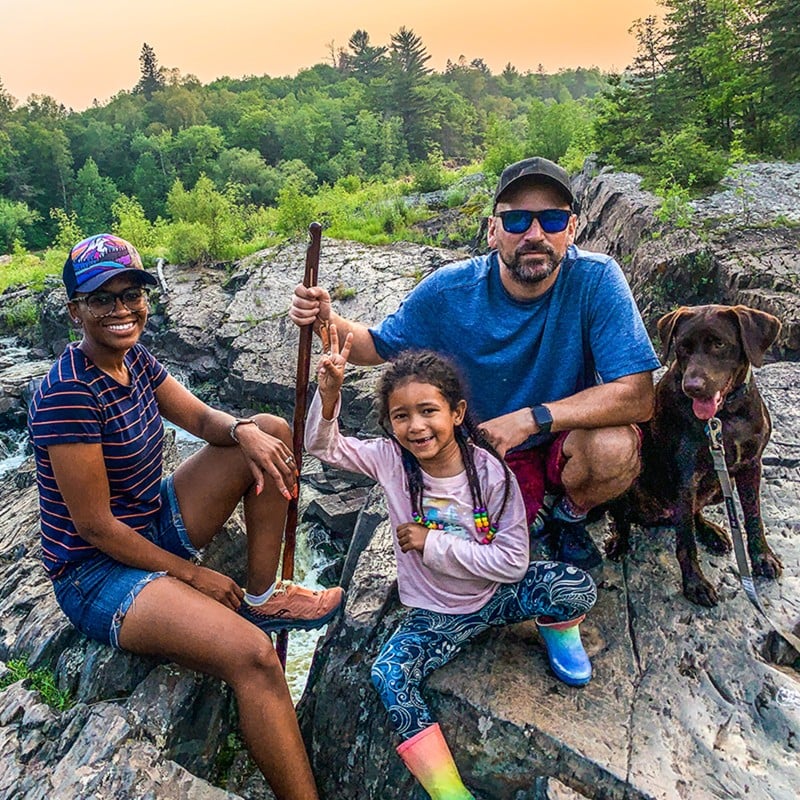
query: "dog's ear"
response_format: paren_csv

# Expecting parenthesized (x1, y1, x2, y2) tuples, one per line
(729, 306, 782, 367)
(657, 307, 693, 360)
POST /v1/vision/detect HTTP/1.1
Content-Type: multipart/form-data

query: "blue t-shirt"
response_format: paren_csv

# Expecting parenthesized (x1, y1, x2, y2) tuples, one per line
(28, 342, 168, 576)
(370, 246, 660, 427)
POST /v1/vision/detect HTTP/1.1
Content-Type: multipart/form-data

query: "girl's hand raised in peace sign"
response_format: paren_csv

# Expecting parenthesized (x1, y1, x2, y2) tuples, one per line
(316, 324, 353, 420)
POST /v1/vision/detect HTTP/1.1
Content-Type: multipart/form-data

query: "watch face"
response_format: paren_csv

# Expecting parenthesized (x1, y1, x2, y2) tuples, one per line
(533, 405, 552, 432)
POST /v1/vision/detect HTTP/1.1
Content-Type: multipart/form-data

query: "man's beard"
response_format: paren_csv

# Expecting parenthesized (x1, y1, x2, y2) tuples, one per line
(504, 243, 562, 285)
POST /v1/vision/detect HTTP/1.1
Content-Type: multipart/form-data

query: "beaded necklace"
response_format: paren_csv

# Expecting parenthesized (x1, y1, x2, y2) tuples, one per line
(412, 507, 497, 545)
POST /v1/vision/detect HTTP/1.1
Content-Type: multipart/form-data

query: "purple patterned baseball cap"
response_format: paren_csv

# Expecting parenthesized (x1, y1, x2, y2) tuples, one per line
(63, 233, 157, 299)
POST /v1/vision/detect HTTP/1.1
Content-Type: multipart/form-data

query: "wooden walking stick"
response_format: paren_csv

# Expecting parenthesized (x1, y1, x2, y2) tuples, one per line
(276, 221, 322, 669)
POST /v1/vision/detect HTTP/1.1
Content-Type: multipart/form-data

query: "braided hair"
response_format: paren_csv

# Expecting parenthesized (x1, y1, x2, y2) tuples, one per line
(376, 350, 512, 539)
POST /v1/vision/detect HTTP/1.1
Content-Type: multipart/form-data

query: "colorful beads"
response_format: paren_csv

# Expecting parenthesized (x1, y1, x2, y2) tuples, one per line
(413, 512, 445, 530)
(412, 509, 495, 544)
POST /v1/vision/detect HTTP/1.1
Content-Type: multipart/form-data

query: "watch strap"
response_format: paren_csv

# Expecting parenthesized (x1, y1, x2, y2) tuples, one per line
(530, 404, 553, 435)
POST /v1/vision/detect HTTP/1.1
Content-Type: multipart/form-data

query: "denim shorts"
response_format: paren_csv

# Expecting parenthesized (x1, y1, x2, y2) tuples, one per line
(50, 476, 199, 650)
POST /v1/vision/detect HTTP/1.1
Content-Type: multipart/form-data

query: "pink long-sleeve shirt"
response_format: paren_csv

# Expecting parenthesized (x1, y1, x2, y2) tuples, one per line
(305, 391, 530, 614)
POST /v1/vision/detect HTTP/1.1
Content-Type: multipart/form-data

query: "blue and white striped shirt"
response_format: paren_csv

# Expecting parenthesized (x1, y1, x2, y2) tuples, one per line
(28, 342, 168, 576)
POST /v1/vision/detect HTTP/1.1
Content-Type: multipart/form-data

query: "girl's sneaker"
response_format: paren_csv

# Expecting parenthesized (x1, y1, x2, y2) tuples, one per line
(239, 581, 344, 633)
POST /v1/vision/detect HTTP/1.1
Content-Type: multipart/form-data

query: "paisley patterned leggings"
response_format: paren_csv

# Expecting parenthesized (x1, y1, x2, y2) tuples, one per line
(370, 560, 596, 740)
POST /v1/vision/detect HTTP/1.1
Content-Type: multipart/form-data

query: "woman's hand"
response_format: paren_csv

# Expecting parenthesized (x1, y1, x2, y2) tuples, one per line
(187, 565, 245, 609)
(396, 521, 429, 554)
(316, 324, 353, 418)
(233, 422, 298, 501)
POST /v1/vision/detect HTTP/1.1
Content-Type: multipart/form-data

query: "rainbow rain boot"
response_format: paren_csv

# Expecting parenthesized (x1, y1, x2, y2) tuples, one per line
(396, 723, 475, 800)
(536, 614, 592, 687)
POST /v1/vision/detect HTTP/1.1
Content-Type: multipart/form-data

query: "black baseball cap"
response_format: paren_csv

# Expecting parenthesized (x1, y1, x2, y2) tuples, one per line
(493, 157, 574, 209)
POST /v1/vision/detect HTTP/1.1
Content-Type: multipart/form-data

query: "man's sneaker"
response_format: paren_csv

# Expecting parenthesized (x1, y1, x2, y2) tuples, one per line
(239, 581, 344, 634)
(529, 523, 559, 562)
(550, 519, 603, 572)
(529, 493, 559, 562)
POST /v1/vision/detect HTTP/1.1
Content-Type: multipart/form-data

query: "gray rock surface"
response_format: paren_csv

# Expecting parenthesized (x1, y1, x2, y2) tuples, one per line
(298, 363, 800, 800)
(0, 163, 798, 798)
(575, 166, 800, 359)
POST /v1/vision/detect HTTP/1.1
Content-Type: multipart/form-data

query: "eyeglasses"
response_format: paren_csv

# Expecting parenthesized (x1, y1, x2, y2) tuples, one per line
(496, 209, 571, 234)
(75, 287, 150, 318)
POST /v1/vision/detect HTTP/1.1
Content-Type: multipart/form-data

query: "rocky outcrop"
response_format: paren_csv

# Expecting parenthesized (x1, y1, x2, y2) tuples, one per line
(575, 164, 800, 359)
(150, 239, 465, 423)
(297, 363, 800, 800)
(1, 163, 799, 799)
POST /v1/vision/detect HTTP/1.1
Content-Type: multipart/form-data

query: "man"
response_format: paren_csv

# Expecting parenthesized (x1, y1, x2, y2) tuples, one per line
(291, 157, 660, 570)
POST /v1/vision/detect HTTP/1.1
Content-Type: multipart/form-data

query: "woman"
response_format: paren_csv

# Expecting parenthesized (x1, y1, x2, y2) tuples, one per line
(28, 233, 341, 800)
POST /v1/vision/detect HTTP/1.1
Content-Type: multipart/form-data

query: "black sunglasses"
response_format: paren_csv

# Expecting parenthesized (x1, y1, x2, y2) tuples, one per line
(496, 208, 571, 234)
(75, 287, 150, 319)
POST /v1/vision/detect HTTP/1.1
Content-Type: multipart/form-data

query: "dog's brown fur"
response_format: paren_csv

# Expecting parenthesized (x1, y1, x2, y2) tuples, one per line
(607, 304, 782, 606)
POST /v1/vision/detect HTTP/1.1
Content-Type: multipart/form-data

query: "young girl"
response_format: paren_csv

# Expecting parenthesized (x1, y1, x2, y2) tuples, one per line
(305, 328, 597, 800)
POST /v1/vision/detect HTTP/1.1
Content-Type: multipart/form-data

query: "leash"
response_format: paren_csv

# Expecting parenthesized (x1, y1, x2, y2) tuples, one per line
(705, 417, 800, 652)
(275, 221, 323, 669)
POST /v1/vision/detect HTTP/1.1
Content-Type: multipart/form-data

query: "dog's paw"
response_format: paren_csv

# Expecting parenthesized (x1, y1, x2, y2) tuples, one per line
(695, 516, 732, 555)
(752, 549, 783, 580)
(604, 532, 628, 561)
(683, 574, 719, 607)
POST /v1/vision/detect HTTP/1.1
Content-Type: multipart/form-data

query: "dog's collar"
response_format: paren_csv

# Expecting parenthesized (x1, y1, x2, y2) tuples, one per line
(724, 365, 752, 406)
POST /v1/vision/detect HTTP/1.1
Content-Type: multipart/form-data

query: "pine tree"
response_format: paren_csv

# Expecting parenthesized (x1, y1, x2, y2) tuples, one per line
(344, 30, 387, 81)
(135, 43, 165, 99)
(388, 27, 433, 160)
(760, 0, 800, 142)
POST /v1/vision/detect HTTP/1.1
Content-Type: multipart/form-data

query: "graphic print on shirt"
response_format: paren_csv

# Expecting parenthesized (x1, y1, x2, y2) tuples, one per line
(423, 498, 473, 540)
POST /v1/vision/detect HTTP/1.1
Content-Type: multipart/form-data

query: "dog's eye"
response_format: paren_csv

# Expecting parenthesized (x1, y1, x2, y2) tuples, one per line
(710, 338, 726, 350)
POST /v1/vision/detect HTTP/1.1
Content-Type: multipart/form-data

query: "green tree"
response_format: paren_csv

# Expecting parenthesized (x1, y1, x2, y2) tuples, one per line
(0, 198, 39, 252)
(215, 147, 281, 205)
(167, 124, 225, 186)
(387, 27, 434, 160)
(344, 30, 388, 80)
(0, 78, 16, 119)
(166, 175, 244, 261)
(3, 119, 73, 247)
(525, 98, 594, 164)
(135, 43, 165, 99)
(760, 0, 800, 150)
(72, 157, 120, 233)
(112, 195, 155, 249)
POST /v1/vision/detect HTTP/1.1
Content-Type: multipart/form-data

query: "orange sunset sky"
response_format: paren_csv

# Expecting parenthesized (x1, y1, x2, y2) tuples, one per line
(2, 0, 662, 111)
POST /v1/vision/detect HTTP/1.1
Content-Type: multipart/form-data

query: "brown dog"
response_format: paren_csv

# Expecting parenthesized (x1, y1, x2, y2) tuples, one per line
(607, 304, 782, 606)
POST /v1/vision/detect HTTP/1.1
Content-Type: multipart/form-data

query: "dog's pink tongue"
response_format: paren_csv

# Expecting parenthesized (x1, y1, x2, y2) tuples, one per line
(692, 393, 722, 420)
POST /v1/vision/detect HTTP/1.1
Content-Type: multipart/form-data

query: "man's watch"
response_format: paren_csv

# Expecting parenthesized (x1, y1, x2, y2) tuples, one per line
(530, 404, 553, 435)
(230, 417, 258, 444)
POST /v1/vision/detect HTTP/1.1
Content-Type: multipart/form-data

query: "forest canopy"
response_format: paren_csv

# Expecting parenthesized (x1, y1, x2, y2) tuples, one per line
(0, 0, 797, 268)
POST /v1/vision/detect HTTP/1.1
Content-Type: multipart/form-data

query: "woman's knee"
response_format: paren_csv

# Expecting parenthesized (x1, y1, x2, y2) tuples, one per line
(253, 413, 291, 445)
(226, 633, 284, 687)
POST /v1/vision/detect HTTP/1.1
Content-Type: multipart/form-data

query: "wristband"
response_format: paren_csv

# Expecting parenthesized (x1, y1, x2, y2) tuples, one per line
(229, 417, 257, 444)
(530, 404, 553, 435)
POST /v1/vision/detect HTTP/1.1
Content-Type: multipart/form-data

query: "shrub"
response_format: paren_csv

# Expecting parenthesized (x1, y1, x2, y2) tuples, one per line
(650, 125, 728, 188)
(275, 184, 315, 237)
(166, 220, 212, 265)
(112, 195, 156, 250)
(411, 148, 446, 194)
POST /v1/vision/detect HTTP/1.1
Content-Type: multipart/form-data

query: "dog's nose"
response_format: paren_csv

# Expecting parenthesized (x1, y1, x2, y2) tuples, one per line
(682, 374, 708, 397)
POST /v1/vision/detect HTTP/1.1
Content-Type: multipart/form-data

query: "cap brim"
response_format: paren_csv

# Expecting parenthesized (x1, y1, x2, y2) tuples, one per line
(72, 268, 158, 297)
